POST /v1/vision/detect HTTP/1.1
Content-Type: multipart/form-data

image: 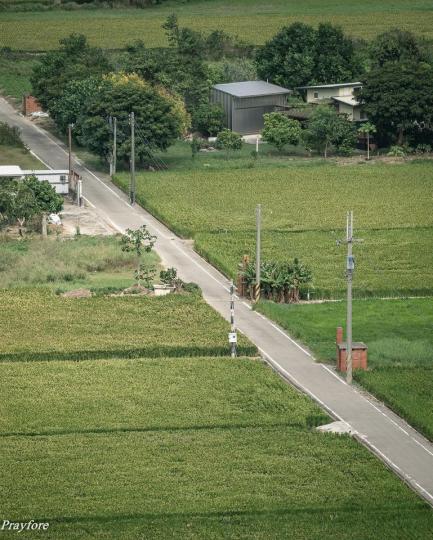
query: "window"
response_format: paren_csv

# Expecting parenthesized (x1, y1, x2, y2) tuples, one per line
(313, 92, 319, 99)
(60, 175, 67, 183)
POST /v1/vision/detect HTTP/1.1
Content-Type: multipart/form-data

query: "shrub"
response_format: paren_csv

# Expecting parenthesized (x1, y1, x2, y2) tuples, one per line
(0, 122, 23, 147)
(261, 113, 302, 152)
(388, 145, 406, 157)
(192, 102, 225, 136)
(216, 129, 242, 158)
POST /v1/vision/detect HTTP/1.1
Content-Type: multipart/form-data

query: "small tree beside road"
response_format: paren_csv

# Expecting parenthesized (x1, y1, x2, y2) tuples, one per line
(121, 225, 157, 286)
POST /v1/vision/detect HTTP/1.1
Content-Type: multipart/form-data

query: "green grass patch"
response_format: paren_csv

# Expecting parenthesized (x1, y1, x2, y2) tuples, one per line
(0, 144, 43, 169)
(0, 235, 155, 291)
(256, 297, 433, 439)
(356, 368, 433, 440)
(1, 356, 433, 538)
(0, 52, 38, 99)
(115, 161, 433, 297)
(1, 1, 433, 50)
(0, 288, 255, 361)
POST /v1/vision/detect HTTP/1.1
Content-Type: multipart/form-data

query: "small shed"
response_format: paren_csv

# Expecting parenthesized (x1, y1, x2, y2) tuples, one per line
(211, 81, 291, 135)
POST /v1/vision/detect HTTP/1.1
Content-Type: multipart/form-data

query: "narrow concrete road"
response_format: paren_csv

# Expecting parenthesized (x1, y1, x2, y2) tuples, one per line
(2, 97, 433, 507)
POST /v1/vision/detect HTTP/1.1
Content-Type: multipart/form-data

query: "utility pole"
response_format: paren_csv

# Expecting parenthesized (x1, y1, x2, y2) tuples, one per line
(68, 124, 72, 181)
(254, 204, 261, 303)
(109, 116, 117, 177)
(338, 211, 362, 384)
(229, 281, 237, 358)
(129, 112, 135, 205)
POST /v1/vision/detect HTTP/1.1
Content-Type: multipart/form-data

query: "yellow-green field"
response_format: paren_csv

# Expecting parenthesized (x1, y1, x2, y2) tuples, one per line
(1, 0, 433, 50)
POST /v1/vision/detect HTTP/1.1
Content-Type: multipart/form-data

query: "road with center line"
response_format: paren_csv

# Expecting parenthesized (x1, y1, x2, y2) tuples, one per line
(1, 96, 433, 507)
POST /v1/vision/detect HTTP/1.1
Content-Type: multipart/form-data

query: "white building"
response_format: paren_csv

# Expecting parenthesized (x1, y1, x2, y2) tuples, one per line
(0, 166, 69, 194)
(297, 82, 366, 121)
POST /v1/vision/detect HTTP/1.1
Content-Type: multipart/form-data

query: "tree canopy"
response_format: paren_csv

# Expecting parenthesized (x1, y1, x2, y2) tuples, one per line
(73, 73, 190, 164)
(261, 113, 302, 152)
(370, 29, 428, 68)
(304, 106, 356, 157)
(31, 33, 111, 111)
(359, 61, 433, 145)
(255, 22, 361, 89)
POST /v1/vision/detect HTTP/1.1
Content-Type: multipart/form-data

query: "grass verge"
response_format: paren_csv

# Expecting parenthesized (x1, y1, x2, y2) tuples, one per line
(256, 298, 433, 440)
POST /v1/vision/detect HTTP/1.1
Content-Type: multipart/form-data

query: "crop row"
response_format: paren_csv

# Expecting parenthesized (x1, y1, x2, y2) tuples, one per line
(0, 7, 432, 50)
(0, 289, 256, 361)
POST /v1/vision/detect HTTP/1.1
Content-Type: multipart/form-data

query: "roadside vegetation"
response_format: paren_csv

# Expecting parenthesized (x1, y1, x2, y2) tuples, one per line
(0, 235, 158, 291)
(0, 120, 42, 168)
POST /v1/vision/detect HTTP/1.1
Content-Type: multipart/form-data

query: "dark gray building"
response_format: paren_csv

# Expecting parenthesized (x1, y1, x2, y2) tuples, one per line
(210, 81, 291, 135)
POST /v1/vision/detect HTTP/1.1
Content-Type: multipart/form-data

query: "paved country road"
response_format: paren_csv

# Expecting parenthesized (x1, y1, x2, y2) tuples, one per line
(1, 97, 433, 507)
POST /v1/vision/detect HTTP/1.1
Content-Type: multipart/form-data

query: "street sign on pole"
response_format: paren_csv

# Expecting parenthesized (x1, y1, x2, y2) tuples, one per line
(229, 281, 237, 358)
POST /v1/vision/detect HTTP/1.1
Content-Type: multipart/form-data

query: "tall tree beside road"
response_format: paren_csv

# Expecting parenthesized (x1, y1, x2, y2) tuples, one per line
(31, 33, 111, 111)
(76, 73, 190, 164)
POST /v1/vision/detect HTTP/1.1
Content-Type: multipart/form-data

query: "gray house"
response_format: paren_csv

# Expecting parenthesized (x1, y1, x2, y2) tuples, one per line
(211, 81, 291, 135)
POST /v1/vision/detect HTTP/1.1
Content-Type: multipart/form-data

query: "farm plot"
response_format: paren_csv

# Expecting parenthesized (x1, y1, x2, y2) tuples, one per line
(0, 288, 255, 361)
(257, 298, 433, 440)
(1, 1, 433, 50)
(115, 162, 433, 298)
(1, 357, 433, 539)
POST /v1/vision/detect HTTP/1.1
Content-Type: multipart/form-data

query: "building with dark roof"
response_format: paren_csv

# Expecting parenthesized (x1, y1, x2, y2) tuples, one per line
(211, 81, 291, 134)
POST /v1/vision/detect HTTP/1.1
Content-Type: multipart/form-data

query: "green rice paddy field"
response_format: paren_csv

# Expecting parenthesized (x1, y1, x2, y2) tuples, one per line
(1, 0, 433, 50)
(115, 161, 433, 298)
(1, 355, 433, 538)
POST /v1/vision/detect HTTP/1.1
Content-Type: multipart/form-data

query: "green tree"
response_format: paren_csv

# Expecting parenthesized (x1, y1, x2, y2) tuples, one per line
(0, 180, 38, 236)
(49, 77, 101, 135)
(261, 113, 302, 152)
(24, 176, 63, 236)
(121, 225, 157, 285)
(370, 29, 427, 68)
(304, 106, 356, 158)
(313, 23, 361, 84)
(76, 72, 190, 164)
(255, 22, 316, 89)
(216, 129, 243, 159)
(357, 122, 377, 160)
(31, 33, 111, 111)
(255, 22, 361, 89)
(193, 103, 225, 136)
(358, 62, 433, 145)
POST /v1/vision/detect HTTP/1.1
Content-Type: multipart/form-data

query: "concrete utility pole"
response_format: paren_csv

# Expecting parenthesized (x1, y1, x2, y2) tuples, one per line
(68, 124, 72, 181)
(254, 204, 261, 303)
(113, 116, 117, 176)
(109, 116, 117, 177)
(129, 112, 135, 205)
(229, 281, 237, 358)
(338, 211, 362, 384)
